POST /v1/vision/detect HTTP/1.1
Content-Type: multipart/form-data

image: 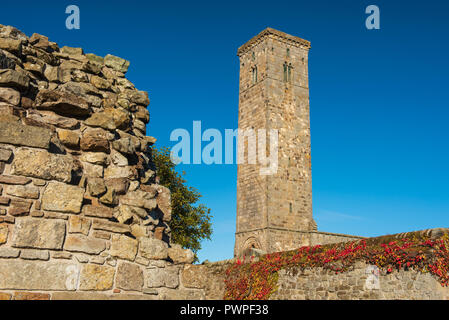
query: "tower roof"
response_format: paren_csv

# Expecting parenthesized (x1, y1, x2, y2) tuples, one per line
(237, 27, 311, 56)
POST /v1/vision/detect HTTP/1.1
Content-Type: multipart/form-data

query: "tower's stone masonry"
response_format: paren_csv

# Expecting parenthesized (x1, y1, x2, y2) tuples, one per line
(235, 28, 362, 257)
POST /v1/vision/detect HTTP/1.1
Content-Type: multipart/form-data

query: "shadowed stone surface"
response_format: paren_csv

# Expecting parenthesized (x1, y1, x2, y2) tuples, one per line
(0, 121, 51, 149)
(79, 264, 115, 291)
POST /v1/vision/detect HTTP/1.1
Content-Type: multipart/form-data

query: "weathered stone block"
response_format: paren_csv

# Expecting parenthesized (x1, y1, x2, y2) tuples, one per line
(0, 122, 51, 149)
(6, 185, 40, 199)
(117, 205, 147, 223)
(104, 165, 135, 179)
(130, 225, 147, 238)
(80, 128, 111, 153)
(0, 87, 20, 105)
(0, 224, 8, 244)
(112, 137, 136, 155)
(87, 178, 107, 197)
(120, 190, 157, 211)
(26, 109, 79, 129)
(104, 54, 130, 73)
(44, 65, 63, 83)
(85, 53, 104, 65)
(92, 220, 130, 234)
(20, 249, 50, 261)
(158, 288, 205, 300)
(116, 262, 144, 292)
(64, 234, 106, 255)
(0, 292, 11, 300)
(41, 182, 84, 213)
(85, 108, 129, 131)
(0, 49, 16, 69)
(13, 292, 50, 300)
(12, 218, 66, 250)
(35, 89, 91, 117)
(139, 237, 168, 260)
(79, 264, 115, 291)
(122, 89, 149, 106)
(12, 148, 75, 183)
(90, 75, 112, 90)
(0, 69, 29, 90)
(99, 187, 117, 205)
(105, 177, 130, 195)
(51, 252, 73, 260)
(8, 199, 32, 216)
(82, 204, 113, 219)
(110, 150, 128, 166)
(0, 37, 22, 55)
(0, 247, 20, 258)
(156, 186, 172, 222)
(57, 128, 80, 148)
(61, 46, 84, 56)
(79, 152, 108, 165)
(168, 245, 195, 264)
(0, 175, 31, 185)
(0, 260, 80, 290)
(181, 265, 207, 289)
(82, 162, 104, 178)
(110, 234, 138, 261)
(68, 215, 92, 235)
(145, 267, 179, 289)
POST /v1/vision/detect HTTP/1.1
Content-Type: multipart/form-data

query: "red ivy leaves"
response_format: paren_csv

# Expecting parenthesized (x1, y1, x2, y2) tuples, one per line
(224, 235, 449, 300)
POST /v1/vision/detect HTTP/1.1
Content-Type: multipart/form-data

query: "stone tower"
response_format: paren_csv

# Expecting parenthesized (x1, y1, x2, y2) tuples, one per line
(235, 28, 317, 257)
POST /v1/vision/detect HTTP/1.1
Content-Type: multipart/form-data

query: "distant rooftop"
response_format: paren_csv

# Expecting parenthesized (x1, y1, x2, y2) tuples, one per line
(237, 27, 311, 56)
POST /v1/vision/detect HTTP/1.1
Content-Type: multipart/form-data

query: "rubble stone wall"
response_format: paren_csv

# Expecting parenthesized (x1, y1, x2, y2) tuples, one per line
(0, 24, 201, 300)
(193, 256, 449, 301)
(271, 261, 449, 300)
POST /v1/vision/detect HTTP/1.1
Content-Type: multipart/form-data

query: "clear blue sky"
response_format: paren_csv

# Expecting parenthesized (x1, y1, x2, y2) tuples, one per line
(2, 0, 448, 262)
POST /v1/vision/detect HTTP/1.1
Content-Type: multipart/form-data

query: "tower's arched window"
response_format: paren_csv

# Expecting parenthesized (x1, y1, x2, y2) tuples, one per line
(284, 63, 293, 83)
(286, 48, 290, 57)
(252, 66, 258, 84)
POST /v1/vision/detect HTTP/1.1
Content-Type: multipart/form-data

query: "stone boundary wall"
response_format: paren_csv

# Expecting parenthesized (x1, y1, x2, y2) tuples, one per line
(0, 24, 205, 300)
(198, 229, 449, 300)
(272, 262, 449, 300)
(310, 231, 366, 246)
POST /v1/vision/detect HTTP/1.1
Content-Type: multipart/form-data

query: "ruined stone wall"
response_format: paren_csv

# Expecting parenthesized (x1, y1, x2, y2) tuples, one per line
(0, 24, 203, 300)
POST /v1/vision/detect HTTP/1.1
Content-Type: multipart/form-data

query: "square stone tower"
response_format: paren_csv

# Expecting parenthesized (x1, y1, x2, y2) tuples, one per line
(235, 28, 317, 257)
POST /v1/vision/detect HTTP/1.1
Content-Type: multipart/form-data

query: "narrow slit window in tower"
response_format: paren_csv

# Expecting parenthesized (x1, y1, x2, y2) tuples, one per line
(252, 66, 258, 84)
(288, 64, 292, 83)
(283, 62, 288, 82)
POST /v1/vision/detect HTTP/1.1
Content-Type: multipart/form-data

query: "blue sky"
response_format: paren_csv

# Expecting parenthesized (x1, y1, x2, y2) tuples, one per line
(2, 0, 448, 262)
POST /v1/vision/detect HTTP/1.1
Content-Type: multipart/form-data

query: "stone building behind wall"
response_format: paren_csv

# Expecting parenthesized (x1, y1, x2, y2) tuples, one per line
(235, 28, 363, 257)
